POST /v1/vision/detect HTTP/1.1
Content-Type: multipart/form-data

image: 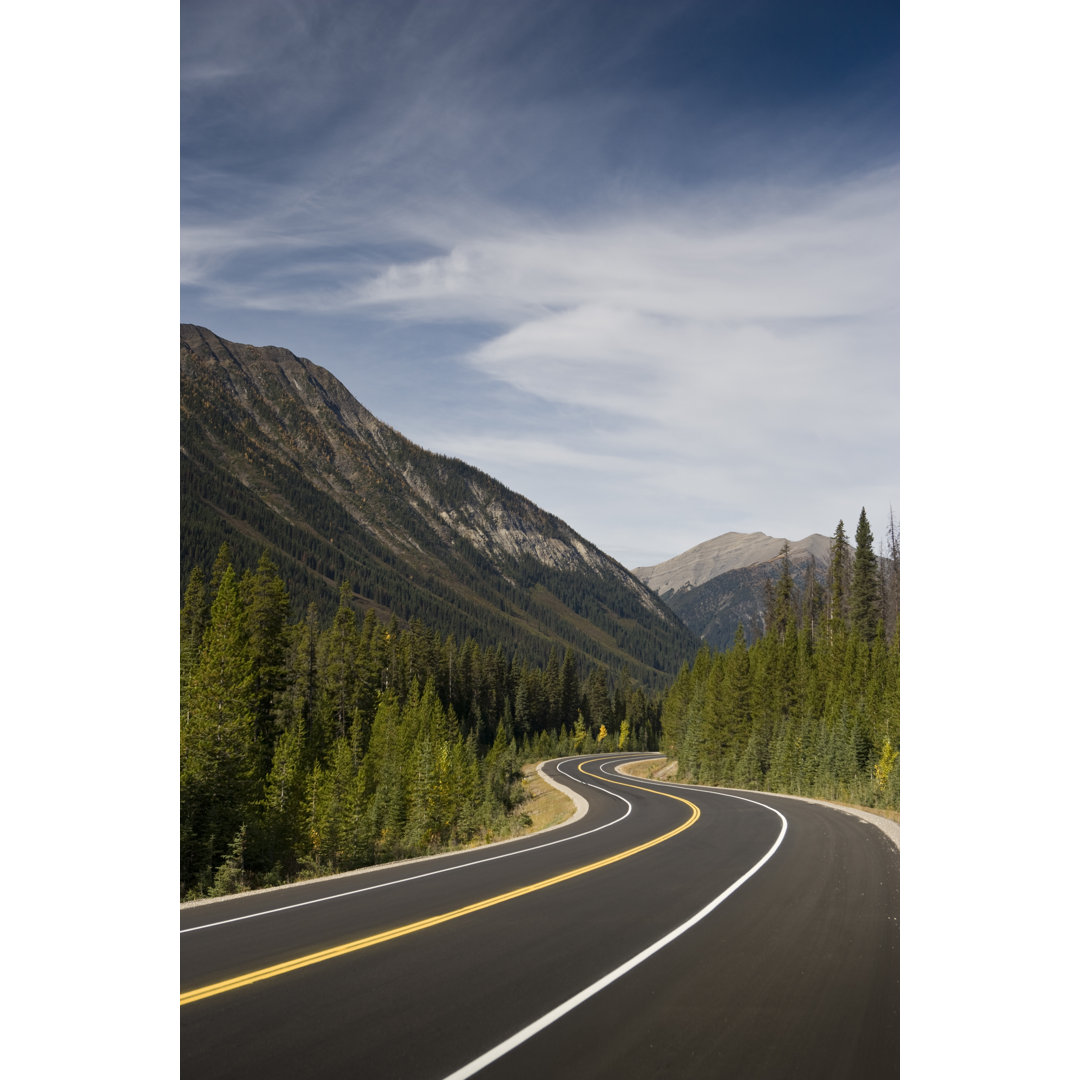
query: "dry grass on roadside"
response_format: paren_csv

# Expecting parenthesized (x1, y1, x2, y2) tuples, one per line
(617, 757, 678, 781)
(511, 763, 576, 835)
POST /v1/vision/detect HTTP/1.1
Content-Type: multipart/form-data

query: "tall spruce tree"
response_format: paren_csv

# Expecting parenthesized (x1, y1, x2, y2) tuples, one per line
(805, 555, 825, 641)
(542, 645, 562, 727)
(852, 508, 881, 642)
(827, 520, 852, 634)
(558, 648, 580, 730)
(242, 552, 291, 768)
(882, 508, 900, 643)
(181, 563, 259, 893)
(315, 581, 360, 756)
(180, 566, 208, 700)
(766, 543, 797, 643)
(209, 541, 232, 598)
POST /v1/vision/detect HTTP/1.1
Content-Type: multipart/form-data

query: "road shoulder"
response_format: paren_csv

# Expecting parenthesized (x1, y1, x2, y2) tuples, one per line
(615, 757, 900, 852)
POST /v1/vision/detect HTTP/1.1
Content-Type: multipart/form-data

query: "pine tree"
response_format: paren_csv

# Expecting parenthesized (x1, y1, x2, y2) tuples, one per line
(242, 552, 290, 768)
(180, 566, 208, 701)
(800, 554, 825, 647)
(514, 668, 543, 737)
(315, 581, 360, 757)
(280, 603, 320, 761)
(852, 508, 881, 643)
(181, 563, 259, 893)
(309, 737, 365, 870)
(353, 610, 384, 748)
(660, 660, 693, 756)
(824, 519, 854, 692)
(208, 824, 250, 897)
(362, 691, 407, 859)
(827, 520, 852, 634)
(209, 541, 232, 599)
(559, 649, 580, 730)
(882, 508, 900, 643)
(262, 717, 308, 876)
(484, 721, 521, 816)
(542, 645, 562, 728)
(584, 666, 612, 733)
(766, 543, 797, 643)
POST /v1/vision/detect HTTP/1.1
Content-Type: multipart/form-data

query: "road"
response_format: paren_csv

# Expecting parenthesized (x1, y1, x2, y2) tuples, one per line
(180, 754, 899, 1078)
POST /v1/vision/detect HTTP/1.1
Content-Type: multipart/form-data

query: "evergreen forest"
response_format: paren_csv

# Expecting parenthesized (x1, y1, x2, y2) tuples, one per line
(660, 510, 900, 810)
(180, 545, 662, 900)
(180, 508, 898, 900)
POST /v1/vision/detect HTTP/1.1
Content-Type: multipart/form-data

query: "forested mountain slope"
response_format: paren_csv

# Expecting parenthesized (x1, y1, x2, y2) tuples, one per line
(635, 532, 832, 651)
(660, 512, 900, 812)
(181, 325, 698, 685)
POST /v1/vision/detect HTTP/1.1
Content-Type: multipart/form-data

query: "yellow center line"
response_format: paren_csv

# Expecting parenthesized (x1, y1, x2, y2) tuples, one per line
(181, 758, 700, 1006)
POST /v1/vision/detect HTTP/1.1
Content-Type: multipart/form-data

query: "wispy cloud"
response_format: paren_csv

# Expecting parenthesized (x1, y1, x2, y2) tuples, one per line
(181, 0, 898, 565)
(353, 166, 897, 433)
(181, 165, 897, 561)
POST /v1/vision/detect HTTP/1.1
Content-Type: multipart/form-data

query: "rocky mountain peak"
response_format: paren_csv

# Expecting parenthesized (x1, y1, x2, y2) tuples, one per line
(633, 531, 832, 597)
(181, 326, 696, 682)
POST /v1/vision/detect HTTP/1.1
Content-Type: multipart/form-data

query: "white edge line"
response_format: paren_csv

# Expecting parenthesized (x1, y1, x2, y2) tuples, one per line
(610, 760, 899, 852)
(439, 788, 788, 1080)
(549, 759, 590, 822)
(181, 756, 634, 935)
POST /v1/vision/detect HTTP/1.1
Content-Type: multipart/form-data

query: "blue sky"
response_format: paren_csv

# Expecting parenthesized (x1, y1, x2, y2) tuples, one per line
(181, 0, 899, 568)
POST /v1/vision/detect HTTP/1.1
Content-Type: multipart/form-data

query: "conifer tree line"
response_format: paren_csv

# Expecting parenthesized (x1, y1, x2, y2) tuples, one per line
(660, 509, 900, 810)
(180, 544, 662, 899)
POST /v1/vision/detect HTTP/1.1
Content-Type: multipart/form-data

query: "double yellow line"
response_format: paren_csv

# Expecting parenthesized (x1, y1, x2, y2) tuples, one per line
(181, 760, 699, 1006)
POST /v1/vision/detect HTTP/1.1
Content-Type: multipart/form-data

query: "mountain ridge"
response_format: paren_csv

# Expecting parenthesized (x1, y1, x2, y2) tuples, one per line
(180, 325, 697, 684)
(633, 531, 833, 652)
(633, 530, 832, 596)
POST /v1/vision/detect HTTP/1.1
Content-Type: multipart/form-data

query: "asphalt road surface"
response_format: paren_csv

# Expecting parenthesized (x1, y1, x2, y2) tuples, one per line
(180, 754, 899, 1078)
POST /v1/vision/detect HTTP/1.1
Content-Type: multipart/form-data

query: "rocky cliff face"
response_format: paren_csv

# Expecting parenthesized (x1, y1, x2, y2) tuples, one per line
(181, 325, 695, 682)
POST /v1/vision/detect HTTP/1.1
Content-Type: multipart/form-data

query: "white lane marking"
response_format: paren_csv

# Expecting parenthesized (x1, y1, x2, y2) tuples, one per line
(181, 757, 638, 935)
(439, 786, 787, 1080)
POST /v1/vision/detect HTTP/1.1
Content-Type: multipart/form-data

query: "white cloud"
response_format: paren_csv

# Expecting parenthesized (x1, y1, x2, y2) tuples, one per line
(364, 169, 898, 562)
(183, 164, 894, 564)
(181, 42, 898, 565)
(354, 166, 897, 452)
(354, 169, 896, 313)
(180, 2, 899, 567)
(439, 434, 642, 477)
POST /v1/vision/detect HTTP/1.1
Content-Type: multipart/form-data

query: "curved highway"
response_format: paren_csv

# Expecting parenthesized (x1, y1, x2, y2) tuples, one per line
(181, 754, 899, 1078)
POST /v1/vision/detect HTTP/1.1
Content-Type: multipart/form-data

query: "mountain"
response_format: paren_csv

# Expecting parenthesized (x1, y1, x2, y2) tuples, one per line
(633, 532, 832, 595)
(634, 532, 832, 651)
(180, 325, 698, 685)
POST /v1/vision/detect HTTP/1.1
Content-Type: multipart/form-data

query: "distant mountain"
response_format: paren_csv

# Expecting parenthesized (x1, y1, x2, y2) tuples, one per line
(634, 532, 832, 651)
(181, 325, 698, 685)
(634, 532, 832, 595)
